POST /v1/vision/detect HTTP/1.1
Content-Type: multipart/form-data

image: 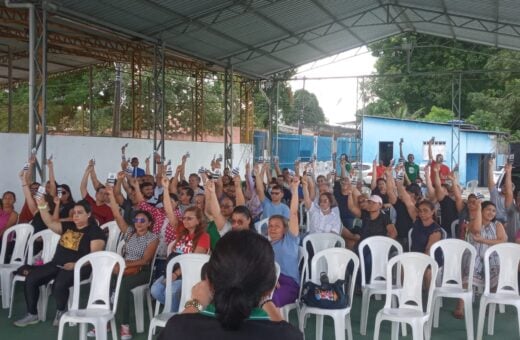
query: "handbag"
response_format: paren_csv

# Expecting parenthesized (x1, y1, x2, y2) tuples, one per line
(301, 272, 349, 309)
(123, 265, 142, 276)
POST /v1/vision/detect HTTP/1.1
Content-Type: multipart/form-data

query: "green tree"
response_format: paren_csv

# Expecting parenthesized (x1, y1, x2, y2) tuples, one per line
(285, 89, 326, 127)
(422, 106, 454, 123)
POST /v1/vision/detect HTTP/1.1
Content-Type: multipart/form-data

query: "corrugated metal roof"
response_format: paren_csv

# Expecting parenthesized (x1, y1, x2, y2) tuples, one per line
(3, 0, 520, 80)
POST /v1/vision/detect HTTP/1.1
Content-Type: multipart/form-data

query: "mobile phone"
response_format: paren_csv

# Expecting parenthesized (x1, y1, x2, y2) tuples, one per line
(35, 185, 46, 199)
(232, 167, 240, 176)
(57, 187, 63, 198)
(107, 173, 117, 186)
(198, 166, 206, 174)
(185, 152, 190, 158)
(508, 154, 515, 164)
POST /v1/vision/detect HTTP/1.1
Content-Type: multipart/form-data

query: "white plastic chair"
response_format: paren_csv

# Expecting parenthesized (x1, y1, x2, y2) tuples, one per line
(280, 246, 305, 323)
(148, 253, 210, 340)
(358, 236, 403, 336)
(130, 247, 159, 333)
(8, 229, 60, 320)
(476, 243, 520, 339)
(57, 251, 126, 340)
(298, 248, 359, 340)
(429, 239, 476, 340)
(254, 217, 269, 237)
(100, 221, 121, 253)
(302, 233, 345, 282)
(408, 227, 447, 252)
(450, 220, 459, 239)
(373, 252, 439, 340)
(0, 223, 33, 309)
(466, 180, 478, 194)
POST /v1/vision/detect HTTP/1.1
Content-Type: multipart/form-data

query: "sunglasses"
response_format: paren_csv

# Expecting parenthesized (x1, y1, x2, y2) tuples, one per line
(133, 217, 147, 223)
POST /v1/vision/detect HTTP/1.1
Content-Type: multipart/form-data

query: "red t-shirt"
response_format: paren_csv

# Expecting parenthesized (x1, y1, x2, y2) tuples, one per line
(170, 232, 210, 254)
(85, 194, 114, 226)
(375, 165, 386, 180)
(18, 201, 34, 223)
(430, 161, 450, 184)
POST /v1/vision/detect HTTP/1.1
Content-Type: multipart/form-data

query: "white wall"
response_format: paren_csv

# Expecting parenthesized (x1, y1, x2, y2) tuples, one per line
(0, 133, 253, 212)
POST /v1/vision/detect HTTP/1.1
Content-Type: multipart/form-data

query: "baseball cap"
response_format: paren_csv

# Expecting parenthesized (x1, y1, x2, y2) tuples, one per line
(368, 195, 383, 205)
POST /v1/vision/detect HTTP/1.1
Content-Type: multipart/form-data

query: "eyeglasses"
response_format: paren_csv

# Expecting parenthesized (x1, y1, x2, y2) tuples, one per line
(358, 200, 367, 204)
(182, 216, 196, 221)
(133, 217, 147, 223)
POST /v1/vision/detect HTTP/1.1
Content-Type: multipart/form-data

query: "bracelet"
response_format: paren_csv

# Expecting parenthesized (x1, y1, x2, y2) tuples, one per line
(38, 204, 48, 210)
(259, 297, 273, 308)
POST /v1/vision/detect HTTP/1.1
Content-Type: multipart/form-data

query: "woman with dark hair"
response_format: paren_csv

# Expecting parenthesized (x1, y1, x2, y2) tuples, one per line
(55, 184, 75, 220)
(93, 186, 159, 339)
(230, 205, 255, 231)
(13, 196, 105, 328)
(0, 191, 18, 238)
(268, 178, 300, 308)
(158, 230, 302, 340)
(150, 205, 210, 313)
(453, 200, 507, 319)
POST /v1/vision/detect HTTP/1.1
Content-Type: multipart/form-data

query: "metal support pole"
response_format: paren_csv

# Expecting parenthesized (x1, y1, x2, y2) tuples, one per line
(224, 65, 233, 169)
(89, 65, 93, 136)
(355, 76, 365, 165)
(451, 73, 462, 169)
(153, 41, 165, 174)
(7, 45, 12, 132)
(239, 80, 254, 145)
(275, 80, 279, 156)
(112, 63, 121, 137)
(193, 69, 204, 141)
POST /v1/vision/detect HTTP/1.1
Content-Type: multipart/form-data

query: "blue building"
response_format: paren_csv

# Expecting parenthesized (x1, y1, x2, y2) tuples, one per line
(361, 116, 506, 185)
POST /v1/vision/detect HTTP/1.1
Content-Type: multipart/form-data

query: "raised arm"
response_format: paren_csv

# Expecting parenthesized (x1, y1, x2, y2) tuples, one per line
(386, 166, 398, 205)
(505, 163, 514, 209)
(428, 139, 434, 161)
(448, 171, 464, 212)
(347, 186, 362, 218)
(288, 177, 300, 237)
(20, 170, 38, 214)
(80, 162, 92, 199)
(113, 172, 127, 206)
(397, 181, 417, 221)
(179, 154, 188, 182)
(273, 158, 282, 177)
(47, 158, 57, 197)
(34, 195, 62, 234)
(433, 164, 447, 202)
(399, 139, 404, 160)
(169, 165, 181, 195)
(371, 159, 378, 190)
(244, 162, 254, 200)
(90, 163, 102, 190)
(145, 156, 151, 175)
(51, 196, 61, 222)
(161, 176, 179, 229)
(307, 174, 316, 202)
(301, 175, 312, 210)
(255, 163, 267, 202)
(487, 157, 495, 191)
(233, 175, 245, 206)
(106, 185, 129, 234)
(205, 180, 227, 231)
(469, 200, 483, 235)
(424, 165, 436, 202)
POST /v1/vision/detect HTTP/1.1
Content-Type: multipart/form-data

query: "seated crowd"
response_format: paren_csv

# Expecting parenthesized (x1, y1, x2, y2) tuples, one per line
(1, 138, 519, 339)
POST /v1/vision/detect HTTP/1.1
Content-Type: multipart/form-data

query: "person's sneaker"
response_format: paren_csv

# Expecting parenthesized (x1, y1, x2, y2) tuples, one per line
(120, 324, 132, 340)
(14, 314, 39, 327)
(52, 310, 65, 327)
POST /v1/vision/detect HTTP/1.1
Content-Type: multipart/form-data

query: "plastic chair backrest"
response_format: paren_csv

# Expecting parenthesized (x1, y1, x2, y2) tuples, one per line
(310, 248, 359, 307)
(100, 221, 121, 253)
(430, 239, 476, 290)
(302, 233, 345, 281)
(0, 224, 33, 264)
(408, 227, 447, 252)
(26, 229, 61, 264)
(164, 253, 210, 313)
(484, 243, 520, 296)
(450, 220, 458, 239)
(254, 218, 269, 237)
(385, 253, 438, 314)
(70, 251, 125, 313)
(359, 236, 403, 287)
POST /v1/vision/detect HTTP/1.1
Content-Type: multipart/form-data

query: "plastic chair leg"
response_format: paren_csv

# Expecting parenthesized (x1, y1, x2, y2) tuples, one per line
(133, 290, 144, 333)
(476, 300, 487, 340)
(94, 320, 107, 340)
(433, 296, 441, 328)
(411, 320, 424, 340)
(79, 322, 87, 340)
(488, 303, 496, 335)
(316, 314, 324, 340)
(333, 315, 345, 340)
(391, 321, 399, 340)
(1, 272, 13, 309)
(360, 291, 370, 335)
(110, 319, 118, 340)
(373, 314, 382, 340)
(345, 314, 353, 340)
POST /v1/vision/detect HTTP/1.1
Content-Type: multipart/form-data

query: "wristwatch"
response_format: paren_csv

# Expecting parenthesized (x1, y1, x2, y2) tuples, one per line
(184, 299, 204, 312)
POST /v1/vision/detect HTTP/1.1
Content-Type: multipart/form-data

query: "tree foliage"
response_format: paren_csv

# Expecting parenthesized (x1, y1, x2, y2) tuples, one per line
(364, 33, 520, 139)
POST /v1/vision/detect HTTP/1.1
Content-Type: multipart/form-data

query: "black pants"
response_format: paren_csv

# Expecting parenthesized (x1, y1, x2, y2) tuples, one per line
(24, 262, 90, 315)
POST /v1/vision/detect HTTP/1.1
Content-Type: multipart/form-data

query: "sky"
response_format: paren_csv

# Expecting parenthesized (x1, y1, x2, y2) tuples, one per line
(289, 47, 377, 125)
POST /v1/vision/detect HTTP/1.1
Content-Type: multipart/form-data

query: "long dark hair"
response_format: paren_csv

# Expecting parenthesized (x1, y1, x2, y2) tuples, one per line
(173, 206, 206, 251)
(231, 205, 254, 231)
(207, 231, 276, 330)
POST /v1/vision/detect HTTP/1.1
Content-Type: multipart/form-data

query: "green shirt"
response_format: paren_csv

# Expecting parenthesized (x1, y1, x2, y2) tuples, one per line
(404, 162, 420, 182)
(207, 221, 220, 250)
(201, 304, 270, 320)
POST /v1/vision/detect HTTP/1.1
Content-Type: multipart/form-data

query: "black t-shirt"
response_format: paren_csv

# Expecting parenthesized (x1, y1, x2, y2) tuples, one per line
(59, 201, 75, 219)
(31, 211, 48, 233)
(439, 196, 459, 237)
(158, 313, 303, 340)
(360, 210, 392, 240)
(333, 181, 355, 228)
(52, 222, 105, 265)
(393, 199, 413, 238)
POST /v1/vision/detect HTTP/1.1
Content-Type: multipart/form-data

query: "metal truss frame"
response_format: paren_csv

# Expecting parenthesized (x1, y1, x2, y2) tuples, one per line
(451, 73, 462, 169)
(240, 80, 255, 145)
(153, 42, 165, 175)
(223, 65, 233, 169)
(355, 76, 366, 165)
(192, 69, 205, 142)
